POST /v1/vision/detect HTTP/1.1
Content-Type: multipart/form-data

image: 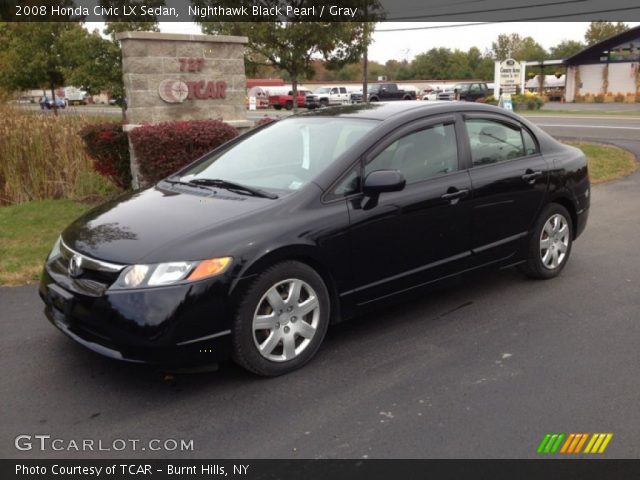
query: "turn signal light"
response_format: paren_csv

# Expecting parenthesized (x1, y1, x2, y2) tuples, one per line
(188, 257, 232, 281)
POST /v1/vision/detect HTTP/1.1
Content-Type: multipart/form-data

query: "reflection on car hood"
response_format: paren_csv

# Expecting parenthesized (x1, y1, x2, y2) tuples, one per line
(62, 185, 276, 265)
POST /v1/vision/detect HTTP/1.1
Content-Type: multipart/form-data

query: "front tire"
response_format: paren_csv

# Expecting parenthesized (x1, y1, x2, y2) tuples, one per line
(520, 203, 573, 279)
(232, 261, 330, 376)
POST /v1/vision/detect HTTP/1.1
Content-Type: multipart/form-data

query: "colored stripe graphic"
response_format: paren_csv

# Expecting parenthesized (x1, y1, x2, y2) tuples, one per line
(537, 433, 565, 454)
(539, 433, 613, 454)
(584, 433, 613, 454)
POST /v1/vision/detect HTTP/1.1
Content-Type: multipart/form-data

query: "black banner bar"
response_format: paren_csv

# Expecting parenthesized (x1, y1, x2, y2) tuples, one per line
(1, 0, 640, 22)
(4, 460, 640, 480)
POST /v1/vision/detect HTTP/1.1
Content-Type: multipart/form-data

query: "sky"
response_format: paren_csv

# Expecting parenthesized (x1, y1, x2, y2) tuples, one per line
(87, 21, 640, 63)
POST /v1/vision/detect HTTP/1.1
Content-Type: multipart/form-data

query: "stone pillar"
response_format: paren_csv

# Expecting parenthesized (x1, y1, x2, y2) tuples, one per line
(116, 31, 252, 188)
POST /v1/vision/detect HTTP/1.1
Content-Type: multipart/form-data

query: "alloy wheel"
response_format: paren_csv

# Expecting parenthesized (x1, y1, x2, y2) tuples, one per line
(540, 213, 570, 269)
(252, 278, 320, 362)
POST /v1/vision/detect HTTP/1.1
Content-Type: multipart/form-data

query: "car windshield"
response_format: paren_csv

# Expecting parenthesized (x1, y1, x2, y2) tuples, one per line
(315, 87, 331, 93)
(178, 117, 378, 193)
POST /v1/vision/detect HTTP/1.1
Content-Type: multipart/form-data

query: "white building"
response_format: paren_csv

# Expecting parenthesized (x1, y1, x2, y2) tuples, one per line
(564, 25, 640, 102)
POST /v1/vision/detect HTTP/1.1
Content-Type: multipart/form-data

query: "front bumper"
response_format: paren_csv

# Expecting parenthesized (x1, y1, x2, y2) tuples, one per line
(39, 267, 242, 365)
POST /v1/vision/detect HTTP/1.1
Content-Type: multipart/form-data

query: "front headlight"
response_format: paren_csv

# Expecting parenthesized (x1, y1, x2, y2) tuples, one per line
(112, 257, 232, 289)
(47, 236, 62, 262)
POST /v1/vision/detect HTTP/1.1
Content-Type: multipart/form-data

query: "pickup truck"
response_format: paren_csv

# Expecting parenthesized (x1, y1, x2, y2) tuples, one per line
(438, 82, 493, 101)
(306, 86, 352, 109)
(65, 86, 88, 106)
(351, 83, 417, 103)
(268, 90, 311, 110)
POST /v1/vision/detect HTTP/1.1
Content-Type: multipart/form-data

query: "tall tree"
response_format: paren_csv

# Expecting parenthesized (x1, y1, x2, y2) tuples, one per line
(549, 40, 585, 59)
(197, 1, 383, 109)
(584, 22, 628, 46)
(448, 49, 473, 79)
(59, 28, 123, 99)
(0, 22, 83, 114)
(491, 33, 547, 62)
(412, 48, 454, 79)
(492, 33, 522, 61)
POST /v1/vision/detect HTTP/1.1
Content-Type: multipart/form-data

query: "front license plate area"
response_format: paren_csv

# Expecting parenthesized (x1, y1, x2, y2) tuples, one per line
(47, 283, 74, 323)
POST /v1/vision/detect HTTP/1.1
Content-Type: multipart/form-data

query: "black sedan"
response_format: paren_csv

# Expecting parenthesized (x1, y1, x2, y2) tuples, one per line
(40, 102, 590, 376)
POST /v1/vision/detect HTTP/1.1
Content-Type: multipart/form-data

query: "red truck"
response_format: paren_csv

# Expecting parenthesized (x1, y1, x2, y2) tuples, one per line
(268, 90, 311, 110)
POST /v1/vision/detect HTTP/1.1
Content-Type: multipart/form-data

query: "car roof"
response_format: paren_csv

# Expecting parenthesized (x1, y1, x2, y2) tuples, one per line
(299, 101, 510, 122)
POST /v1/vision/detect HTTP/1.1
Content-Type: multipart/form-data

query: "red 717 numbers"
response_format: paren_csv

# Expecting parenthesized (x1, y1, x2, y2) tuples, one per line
(178, 58, 205, 72)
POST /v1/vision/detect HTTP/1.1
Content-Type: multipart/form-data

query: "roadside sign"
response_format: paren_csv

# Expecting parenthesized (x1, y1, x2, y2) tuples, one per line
(249, 96, 257, 111)
(496, 58, 521, 110)
(500, 59, 522, 86)
(499, 93, 513, 111)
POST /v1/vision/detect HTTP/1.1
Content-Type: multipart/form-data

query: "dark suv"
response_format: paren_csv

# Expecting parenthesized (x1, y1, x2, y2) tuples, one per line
(439, 82, 492, 101)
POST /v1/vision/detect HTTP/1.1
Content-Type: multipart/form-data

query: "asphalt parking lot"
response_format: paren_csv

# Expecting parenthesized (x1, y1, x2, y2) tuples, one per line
(2, 163, 639, 459)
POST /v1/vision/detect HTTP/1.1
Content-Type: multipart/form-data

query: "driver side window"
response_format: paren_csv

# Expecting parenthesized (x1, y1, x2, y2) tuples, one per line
(465, 119, 526, 166)
(365, 123, 459, 184)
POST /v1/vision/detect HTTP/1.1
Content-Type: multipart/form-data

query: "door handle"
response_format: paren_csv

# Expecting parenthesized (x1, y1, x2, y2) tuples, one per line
(441, 188, 469, 202)
(521, 170, 543, 183)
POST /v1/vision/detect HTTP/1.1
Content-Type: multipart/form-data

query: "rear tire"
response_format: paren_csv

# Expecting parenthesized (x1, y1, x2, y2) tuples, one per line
(232, 261, 330, 376)
(519, 203, 573, 279)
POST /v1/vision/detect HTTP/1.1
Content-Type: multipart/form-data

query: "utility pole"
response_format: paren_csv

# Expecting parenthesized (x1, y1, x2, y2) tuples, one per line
(362, 16, 369, 103)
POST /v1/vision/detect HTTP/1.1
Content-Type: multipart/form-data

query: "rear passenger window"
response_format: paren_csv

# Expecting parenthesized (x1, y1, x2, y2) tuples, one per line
(465, 119, 529, 166)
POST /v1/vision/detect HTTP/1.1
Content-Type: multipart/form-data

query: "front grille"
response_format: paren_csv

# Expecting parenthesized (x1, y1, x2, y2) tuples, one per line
(50, 241, 126, 294)
(49, 256, 119, 294)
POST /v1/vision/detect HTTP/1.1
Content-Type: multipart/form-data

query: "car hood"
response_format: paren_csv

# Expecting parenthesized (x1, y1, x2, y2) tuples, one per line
(62, 185, 278, 265)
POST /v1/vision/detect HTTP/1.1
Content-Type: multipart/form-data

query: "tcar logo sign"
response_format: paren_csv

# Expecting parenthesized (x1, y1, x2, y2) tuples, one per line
(158, 79, 227, 104)
(158, 79, 189, 103)
(158, 57, 227, 104)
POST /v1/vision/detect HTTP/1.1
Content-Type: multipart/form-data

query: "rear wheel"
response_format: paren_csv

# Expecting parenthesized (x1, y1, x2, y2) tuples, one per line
(232, 261, 330, 376)
(520, 203, 573, 279)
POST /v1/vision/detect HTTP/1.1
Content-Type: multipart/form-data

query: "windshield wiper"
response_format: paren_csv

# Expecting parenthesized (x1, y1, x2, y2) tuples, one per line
(188, 178, 278, 199)
(163, 177, 212, 191)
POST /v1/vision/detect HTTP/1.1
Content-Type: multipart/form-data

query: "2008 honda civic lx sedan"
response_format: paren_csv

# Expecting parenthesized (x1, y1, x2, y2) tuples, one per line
(40, 102, 590, 376)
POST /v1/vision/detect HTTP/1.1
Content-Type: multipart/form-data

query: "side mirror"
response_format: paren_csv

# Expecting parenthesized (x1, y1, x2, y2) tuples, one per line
(363, 170, 406, 195)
